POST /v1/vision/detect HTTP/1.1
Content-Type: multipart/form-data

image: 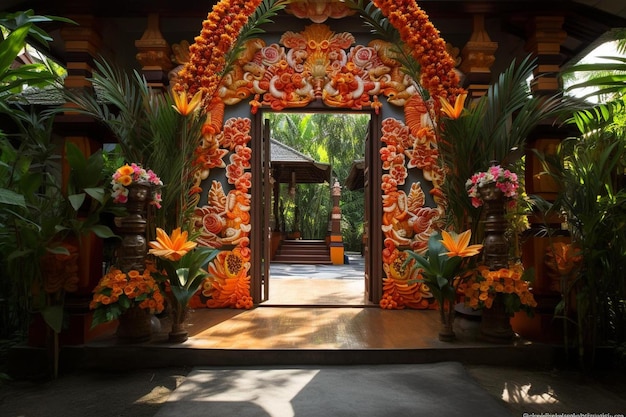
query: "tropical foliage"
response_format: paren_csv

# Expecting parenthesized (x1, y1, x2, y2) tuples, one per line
(533, 39, 626, 369)
(62, 59, 205, 238)
(267, 112, 369, 251)
(0, 10, 71, 104)
(0, 11, 116, 341)
(437, 55, 570, 239)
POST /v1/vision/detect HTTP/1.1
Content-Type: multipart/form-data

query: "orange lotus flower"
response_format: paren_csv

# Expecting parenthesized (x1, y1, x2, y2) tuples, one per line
(440, 229, 483, 258)
(172, 90, 203, 116)
(439, 93, 467, 119)
(148, 227, 197, 262)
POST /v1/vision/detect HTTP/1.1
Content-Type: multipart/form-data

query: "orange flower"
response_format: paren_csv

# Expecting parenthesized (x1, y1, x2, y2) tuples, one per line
(172, 89, 203, 116)
(117, 164, 134, 176)
(90, 265, 165, 327)
(174, 0, 263, 99)
(148, 227, 197, 261)
(118, 175, 133, 186)
(440, 230, 483, 258)
(439, 93, 467, 119)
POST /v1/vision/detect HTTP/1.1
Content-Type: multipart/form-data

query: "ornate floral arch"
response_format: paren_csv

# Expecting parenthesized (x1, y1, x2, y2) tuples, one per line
(174, 0, 464, 310)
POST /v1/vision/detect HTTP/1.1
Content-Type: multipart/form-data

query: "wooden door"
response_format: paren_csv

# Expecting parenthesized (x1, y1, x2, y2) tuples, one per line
(262, 119, 272, 302)
(363, 125, 371, 302)
(250, 115, 272, 303)
(366, 112, 383, 303)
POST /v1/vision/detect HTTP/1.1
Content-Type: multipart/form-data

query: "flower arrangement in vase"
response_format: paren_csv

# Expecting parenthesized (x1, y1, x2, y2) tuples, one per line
(111, 163, 163, 208)
(458, 261, 537, 343)
(466, 164, 519, 208)
(459, 263, 537, 317)
(89, 262, 165, 330)
(89, 163, 166, 341)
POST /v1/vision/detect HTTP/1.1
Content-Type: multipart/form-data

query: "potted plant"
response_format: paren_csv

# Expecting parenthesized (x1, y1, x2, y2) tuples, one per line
(148, 227, 217, 342)
(89, 261, 165, 342)
(459, 262, 537, 343)
(405, 229, 482, 341)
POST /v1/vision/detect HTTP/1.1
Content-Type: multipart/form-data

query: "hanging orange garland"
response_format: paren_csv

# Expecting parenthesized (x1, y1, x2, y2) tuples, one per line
(371, 0, 464, 104)
(173, 0, 263, 105)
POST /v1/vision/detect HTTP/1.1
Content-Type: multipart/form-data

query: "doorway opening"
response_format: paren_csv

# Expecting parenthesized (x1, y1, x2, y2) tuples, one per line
(257, 110, 376, 306)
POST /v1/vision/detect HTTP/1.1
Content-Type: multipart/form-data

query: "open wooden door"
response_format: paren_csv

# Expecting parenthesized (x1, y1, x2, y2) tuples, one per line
(262, 119, 272, 302)
(365, 112, 383, 303)
(363, 125, 371, 302)
(250, 115, 272, 304)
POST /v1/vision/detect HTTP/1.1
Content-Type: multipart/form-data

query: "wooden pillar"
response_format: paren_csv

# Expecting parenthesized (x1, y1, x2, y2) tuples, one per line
(39, 17, 116, 345)
(460, 14, 498, 99)
(525, 16, 567, 94)
(523, 15, 567, 200)
(135, 13, 174, 91)
(513, 15, 569, 342)
(60, 15, 102, 91)
(329, 179, 344, 265)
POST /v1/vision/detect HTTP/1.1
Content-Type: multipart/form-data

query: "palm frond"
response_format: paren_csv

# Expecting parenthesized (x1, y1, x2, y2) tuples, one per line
(561, 56, 626, 101)
(438, 55, 572, 232)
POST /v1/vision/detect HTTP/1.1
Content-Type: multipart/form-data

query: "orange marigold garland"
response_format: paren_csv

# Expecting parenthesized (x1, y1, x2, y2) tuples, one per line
(371, 0, 464, 104)
(174, 0, 263, 102)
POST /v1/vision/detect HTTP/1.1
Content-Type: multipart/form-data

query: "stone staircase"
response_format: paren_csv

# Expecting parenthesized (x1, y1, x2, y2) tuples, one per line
(272, 239, 332, 264)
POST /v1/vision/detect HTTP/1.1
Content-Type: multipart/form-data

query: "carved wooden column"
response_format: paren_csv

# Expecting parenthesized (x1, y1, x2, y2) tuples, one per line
(517, 16, 569, 342)
(329, 179, 345, 265)
(525, 16, 567, 94)
(135, 13, 174, 91)
(58, 16, 105, 301)
(54, 17, 111, 344)
(523, 16, 567, 203)
(59, 15, 102, 91)
(460, 14, 498, 99)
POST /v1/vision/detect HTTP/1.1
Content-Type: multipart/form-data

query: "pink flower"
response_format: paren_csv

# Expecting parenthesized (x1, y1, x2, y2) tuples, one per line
(466, 165, 519, 207)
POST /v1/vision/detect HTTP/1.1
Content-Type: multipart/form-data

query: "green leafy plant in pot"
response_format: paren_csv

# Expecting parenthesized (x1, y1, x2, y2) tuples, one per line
(405, 230, 483, 341)
(149, 227, 217, 342)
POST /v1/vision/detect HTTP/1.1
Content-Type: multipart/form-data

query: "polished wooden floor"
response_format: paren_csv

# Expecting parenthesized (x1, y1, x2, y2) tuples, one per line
(72, 270, 557, 371)
(264, 277, 370, 306)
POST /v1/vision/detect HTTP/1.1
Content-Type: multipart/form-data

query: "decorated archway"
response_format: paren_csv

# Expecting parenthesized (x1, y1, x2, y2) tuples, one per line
(173, 0, 464, 310)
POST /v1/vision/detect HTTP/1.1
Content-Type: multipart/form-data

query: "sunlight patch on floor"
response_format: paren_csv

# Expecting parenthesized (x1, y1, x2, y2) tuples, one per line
(501, 382, 559, 406)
